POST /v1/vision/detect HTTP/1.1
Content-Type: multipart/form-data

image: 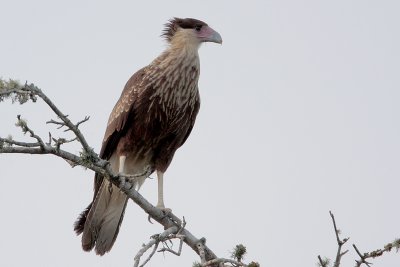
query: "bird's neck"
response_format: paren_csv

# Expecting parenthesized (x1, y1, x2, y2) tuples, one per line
(156, 41, 200, 70)
(169, 30, 201, 54)
(147, 42, 201, 109)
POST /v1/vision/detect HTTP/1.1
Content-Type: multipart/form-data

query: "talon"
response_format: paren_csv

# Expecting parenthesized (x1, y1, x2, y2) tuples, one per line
(156, 204, 172, 213)
(156, 206, 172, 220)
(161, 207, 172, 214)
(148, 215, 154, 224)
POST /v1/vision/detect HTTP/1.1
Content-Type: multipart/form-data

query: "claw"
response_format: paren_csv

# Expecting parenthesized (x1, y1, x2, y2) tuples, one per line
(157, 207, 172, 220)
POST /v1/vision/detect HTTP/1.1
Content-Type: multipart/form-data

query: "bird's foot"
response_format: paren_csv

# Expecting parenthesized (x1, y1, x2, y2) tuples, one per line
(120, 173, 138, 181)
(119, 166, 152, 183)
(147, 205, 172, 224)
(156, 204, 172, 214)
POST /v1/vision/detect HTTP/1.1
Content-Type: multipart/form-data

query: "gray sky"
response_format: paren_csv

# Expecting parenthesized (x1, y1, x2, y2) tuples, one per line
(1, 0, 399, 266)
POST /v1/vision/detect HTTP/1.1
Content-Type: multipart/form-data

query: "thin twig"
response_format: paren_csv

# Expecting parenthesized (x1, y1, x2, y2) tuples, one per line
(352, 237, 400, 266)
(16, 115, 46, 149)
(1, 88, 28, 95)
(133, 226, 178, 267)
(158, 234, 185, 256)
(46, 118, 68, 130)
(139, 242, 159, 267)
(201, 258, 247, 267)
(75, 116, 90, 128)
(353, 244, 372, 267)
(157, 217, 186, 256)
(28, 85, 92, 153)
(0, 137, 40, 148)
(329, 211, 349, 267)
(318, 255, 329, 267)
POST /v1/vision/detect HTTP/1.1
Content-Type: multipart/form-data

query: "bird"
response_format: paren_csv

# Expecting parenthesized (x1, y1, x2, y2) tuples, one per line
(73, 17, 222, 256)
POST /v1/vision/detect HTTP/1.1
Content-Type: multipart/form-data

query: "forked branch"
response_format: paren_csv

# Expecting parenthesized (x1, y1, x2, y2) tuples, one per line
(318, 211, 399, 267)
(0, 79, 258, 266)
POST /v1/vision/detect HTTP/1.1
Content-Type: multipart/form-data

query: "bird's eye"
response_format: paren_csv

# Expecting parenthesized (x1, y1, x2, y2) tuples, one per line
(195, 25, 202, 32)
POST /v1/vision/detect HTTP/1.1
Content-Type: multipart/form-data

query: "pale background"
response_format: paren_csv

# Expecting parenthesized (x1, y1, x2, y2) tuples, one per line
(1, 0, 399, 266)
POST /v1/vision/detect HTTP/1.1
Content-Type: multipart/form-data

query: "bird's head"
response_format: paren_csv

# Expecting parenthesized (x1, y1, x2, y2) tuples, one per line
(162, 18, 222, 47)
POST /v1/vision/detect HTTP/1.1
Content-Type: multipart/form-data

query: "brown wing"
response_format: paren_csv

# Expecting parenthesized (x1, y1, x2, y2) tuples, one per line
(93, 67, 147, 195)
(74, 67, 148, 234)
(100, 67, 147, 159)
(179, 94, 200, 147)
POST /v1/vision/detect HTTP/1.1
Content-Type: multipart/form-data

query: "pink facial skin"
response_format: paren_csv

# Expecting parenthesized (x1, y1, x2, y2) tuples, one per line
(197, 26, 223, 44)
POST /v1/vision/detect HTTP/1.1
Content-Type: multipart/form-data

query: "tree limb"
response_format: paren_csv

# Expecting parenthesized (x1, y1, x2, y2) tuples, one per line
(353, 239, 400, 267)
(2, 79, 256, 266)
(318, 211, 399, 267)
(201, 258, 247, 267)
(134, 226, 178, 267)
(329, 211, 349, 267)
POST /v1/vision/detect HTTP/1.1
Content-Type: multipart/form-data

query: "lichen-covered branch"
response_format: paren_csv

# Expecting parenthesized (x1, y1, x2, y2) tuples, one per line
(353, 240, 400, 267)
(0, 79, 258, 266)
(0, 79, 38, 103)
(318, 211, 399, 267)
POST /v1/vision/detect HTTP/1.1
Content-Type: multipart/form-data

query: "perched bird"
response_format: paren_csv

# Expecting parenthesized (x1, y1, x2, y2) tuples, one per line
(74, 18, 222, 255)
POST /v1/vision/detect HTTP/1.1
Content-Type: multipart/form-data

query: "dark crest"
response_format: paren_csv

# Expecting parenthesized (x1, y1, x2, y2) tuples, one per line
(162, 17, 208, 42)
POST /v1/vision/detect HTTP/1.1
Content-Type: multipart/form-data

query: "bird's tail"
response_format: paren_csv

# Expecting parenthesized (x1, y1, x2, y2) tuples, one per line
(75, 178, 128, 255)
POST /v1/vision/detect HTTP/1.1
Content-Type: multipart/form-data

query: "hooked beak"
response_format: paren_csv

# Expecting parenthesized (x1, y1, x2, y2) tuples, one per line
(200, 26, 223, 44)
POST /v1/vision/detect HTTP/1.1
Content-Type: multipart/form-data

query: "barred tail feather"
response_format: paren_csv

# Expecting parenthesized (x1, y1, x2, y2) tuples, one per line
(74, 203, 92, 235)
(80, 179, 128, 255)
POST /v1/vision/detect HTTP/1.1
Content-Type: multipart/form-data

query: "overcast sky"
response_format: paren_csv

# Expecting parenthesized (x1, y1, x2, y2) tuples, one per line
(1, 0, 399, 266)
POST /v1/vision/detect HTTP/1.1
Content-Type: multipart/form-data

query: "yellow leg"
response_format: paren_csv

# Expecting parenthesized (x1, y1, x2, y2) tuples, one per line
(156, 170, 165, 208)
(119, 155, 126, 173)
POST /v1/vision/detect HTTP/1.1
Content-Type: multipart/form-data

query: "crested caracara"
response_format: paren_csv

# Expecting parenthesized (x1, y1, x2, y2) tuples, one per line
(74, 17, 222, 255)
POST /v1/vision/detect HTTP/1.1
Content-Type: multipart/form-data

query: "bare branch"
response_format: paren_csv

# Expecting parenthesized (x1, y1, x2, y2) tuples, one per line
(197, 239, 207, 264)
(52, 136, 78, 149)
(1, 79, 257, 266)
(1, 135, 218, 263)
(158, 234, 185, 256)
(0, 137, 40, 148)
(353, 244, 372, 267)
(318, 255, 330, 267)
(317, 211, 349, 267)
(33, 88, 92, 152)
(47, 118, 67, 128)
(1, 80, 93, 155)
(319, 211, 399, 267)
(201, 258, 247, 267)
(157, 217, 186, 256)
(133, 226, 178, 267)
(6, 78, 399, 267)
(134, 237, 159, 267)
(47, 115, 89, 133)
(353, 239, 400, 267)
(329, 211, 349, 267)
(139, 241, 159, 267)
(15, 115, 46, 149)
(76, 115, 90, 128)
